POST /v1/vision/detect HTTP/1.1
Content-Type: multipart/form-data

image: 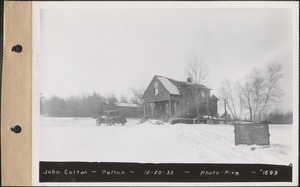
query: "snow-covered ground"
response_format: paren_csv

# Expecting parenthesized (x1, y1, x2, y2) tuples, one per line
(40, 117, 293, 165)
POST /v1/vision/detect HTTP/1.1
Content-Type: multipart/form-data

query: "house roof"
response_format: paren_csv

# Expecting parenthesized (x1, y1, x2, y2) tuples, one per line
(115, 102, 139, 107)
(156, 75, 211, 92)
(169, 78, 211, 90)
(142, 75, 212, 99)
(157, 76, 181, 95)
(180, 81, 211, 90)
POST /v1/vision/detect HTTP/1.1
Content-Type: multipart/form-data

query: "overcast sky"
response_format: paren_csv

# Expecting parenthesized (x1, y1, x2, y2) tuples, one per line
(39, 6, 294, 111)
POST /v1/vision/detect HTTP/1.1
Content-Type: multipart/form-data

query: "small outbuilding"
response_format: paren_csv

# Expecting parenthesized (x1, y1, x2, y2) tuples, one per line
(102, 102, 140, 118)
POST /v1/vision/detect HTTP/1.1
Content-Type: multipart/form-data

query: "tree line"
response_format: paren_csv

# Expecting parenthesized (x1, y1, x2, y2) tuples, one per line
(41, 92, 140, 118)
(263, 109, 293, 124)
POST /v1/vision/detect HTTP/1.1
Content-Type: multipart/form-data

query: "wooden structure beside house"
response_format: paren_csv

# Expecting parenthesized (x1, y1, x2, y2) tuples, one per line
(102, 102, 140, 118)
(142, 75, 218, 119)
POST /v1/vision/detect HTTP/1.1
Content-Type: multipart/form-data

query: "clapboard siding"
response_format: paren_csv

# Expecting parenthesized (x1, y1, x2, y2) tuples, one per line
(142, 75, 219, 119)
(142, 76, 171, 102)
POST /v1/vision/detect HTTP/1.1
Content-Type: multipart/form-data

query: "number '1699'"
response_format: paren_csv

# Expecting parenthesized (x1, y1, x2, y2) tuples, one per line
(261, 170, 278, 175)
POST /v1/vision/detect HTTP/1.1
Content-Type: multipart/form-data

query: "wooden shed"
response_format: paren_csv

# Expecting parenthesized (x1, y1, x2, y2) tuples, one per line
(102, 102, 140, 118)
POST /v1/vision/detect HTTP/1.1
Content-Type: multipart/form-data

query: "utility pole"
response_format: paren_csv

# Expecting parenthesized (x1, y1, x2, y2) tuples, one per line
(206, 92, 209, 118)
(224, 99, 227, 124)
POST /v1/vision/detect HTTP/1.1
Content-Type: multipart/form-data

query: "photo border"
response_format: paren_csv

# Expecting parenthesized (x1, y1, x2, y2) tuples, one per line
(31, 1, 299, 186)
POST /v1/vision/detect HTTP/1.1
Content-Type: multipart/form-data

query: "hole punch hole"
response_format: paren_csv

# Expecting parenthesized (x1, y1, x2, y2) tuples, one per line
(11, 44, 23, 53)
(10, 125, 22, 134)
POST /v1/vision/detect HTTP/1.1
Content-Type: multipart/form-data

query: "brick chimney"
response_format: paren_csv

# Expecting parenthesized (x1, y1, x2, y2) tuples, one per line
(187, 77, 192, 83)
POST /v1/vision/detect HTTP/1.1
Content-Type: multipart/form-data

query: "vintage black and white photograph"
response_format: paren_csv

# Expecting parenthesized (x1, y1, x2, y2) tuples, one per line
(32, 1, 298, 185)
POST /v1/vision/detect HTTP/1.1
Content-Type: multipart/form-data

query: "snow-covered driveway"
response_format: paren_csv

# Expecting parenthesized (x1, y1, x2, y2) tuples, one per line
(39, 117, 293, 165)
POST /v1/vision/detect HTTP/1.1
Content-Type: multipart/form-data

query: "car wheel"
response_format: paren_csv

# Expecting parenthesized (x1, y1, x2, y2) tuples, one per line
(110, 120, 115, 125)
(96, 119, 101, 126)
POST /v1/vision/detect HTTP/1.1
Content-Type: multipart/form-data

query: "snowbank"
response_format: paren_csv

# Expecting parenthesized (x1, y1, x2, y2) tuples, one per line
(39, 117, 293, 165)
(140, 119, 167, 125)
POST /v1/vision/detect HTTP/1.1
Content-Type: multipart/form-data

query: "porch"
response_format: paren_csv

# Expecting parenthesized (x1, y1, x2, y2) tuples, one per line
(144, 100, 179, 119)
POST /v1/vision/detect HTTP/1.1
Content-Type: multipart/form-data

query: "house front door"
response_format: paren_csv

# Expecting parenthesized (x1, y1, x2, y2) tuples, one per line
(156, 102, 167, 119)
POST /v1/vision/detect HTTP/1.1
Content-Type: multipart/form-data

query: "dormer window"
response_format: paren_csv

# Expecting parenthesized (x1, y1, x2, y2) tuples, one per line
(201, 90, 205, 97)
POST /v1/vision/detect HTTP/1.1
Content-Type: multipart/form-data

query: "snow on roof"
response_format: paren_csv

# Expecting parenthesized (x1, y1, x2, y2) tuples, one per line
(115, 103, 139, 107)
(176, 79, 211, 90)
(157, 76, 180, 95)
(160, 75, 211, 90)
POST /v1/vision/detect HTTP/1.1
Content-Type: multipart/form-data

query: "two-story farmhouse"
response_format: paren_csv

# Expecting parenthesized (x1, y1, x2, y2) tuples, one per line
(142, 75, 218, 119)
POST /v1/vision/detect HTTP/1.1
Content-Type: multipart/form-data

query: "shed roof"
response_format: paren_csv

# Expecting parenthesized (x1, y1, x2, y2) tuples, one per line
(115, 102, 139, 107)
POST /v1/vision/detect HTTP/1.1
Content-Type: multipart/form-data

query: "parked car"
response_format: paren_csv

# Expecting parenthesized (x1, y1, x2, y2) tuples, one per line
(96, 110, 127, 126)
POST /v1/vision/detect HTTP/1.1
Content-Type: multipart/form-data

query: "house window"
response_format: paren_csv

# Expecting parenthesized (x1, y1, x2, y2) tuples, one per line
(166, 103, 168, 114)
(172, 102, 177, 114)
(201, 90, 205, 98)
(154, 81, 158, 95)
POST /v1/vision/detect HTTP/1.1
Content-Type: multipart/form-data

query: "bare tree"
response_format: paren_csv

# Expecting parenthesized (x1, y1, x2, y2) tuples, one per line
(239, 62, 283, 122)
(185, 54, 208, 84)
(250, 69, 265, 121)
(119, 95, 128, 103)
(130, 80, 146, 105)
(239, 76, 253, 121)
(220, 80, 242, 121)
(106, 94, 118, 104)
(185, 54, 208, 120)
(260, 62, 283, 120)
